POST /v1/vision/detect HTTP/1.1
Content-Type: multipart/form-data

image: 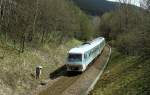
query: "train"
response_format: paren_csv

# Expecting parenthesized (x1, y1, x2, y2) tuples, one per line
(66, 37, 105, 72)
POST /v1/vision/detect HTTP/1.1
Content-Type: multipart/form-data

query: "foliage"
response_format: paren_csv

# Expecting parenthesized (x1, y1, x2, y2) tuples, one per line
(0, 0, 94, 52)
(98, 6, 150, 57)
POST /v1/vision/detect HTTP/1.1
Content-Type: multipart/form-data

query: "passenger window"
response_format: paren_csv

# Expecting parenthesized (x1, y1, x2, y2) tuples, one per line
(84, 54, 86, 59)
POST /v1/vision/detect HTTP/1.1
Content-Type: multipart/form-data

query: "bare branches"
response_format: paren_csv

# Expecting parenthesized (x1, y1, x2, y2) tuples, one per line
(0, 0, 94, 52)
(32, 0, 39, 41)
(140, 0, 150, 11)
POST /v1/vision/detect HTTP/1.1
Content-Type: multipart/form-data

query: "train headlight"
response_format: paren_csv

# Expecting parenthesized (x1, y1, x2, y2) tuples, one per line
(80, 65, 83, 69)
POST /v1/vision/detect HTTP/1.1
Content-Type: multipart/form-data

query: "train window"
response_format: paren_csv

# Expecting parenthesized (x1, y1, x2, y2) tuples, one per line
(84, 53, 88, 59)
(87, 52, 90, 57)
(68, 54, 82, 62)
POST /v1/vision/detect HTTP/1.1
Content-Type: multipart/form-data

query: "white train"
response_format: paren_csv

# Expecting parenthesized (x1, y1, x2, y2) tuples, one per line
(66, 37, 105, 72)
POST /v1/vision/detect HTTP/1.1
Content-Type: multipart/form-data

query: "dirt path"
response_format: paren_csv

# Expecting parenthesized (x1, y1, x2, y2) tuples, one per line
(34, 45, 111, 95)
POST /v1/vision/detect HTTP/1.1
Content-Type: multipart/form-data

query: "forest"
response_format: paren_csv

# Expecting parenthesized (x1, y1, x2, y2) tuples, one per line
(99, 2, 150, 59)
(0, 0, 94, 53)
(91, 0, 150, 95)
(0, 0, 149, 95)
(0, 0, 94, 95)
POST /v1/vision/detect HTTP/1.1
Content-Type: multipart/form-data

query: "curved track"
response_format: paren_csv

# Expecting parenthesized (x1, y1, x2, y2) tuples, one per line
(36, 45, 111, 95)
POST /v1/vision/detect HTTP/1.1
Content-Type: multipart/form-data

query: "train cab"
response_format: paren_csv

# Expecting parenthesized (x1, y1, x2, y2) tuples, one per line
(66, 37, 105, 72)
(67, 53, 85, 71)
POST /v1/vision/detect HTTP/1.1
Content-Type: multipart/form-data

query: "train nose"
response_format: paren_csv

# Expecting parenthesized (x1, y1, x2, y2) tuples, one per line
(66, 64, 83, 71)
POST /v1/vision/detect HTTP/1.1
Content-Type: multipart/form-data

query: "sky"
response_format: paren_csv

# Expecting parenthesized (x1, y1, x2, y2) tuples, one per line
(107, 0, 141, 6)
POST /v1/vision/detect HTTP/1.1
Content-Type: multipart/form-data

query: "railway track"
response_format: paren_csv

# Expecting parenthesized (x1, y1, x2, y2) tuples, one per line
(38, 74, 80, 95)
(35, 45, 111, 95)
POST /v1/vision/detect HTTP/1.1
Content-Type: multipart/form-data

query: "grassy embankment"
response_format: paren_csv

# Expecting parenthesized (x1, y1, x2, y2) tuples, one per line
(0, 39, 81, 95)
(90, 48, 150, 95)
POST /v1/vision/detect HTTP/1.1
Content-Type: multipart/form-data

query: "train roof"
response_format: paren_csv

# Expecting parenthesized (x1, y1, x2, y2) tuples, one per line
(69, 37, 105, 54)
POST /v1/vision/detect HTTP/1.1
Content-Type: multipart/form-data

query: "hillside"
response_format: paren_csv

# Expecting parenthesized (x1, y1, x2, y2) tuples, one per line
(0, 39, 82, 95)
(0, 0, 92, 95)
(73, 0, 118, 15)
(90, 49, 150, 95)
(89, 1, 150, 94)
(72, 0, 141, 15)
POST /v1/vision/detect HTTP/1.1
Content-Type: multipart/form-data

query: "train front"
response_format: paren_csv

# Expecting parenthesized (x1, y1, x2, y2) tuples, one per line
(66, 48, 85, 72)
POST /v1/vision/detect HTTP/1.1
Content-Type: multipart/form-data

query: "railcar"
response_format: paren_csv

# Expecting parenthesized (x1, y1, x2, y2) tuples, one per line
(66, 37, 105, 72)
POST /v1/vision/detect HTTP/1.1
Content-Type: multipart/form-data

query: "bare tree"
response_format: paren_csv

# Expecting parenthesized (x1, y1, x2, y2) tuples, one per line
(0, 0, 4, 40)
(19, 32, 25, 53)
(118, 0, 131, 32)
(28, 0, 40, 42)
(140, 0, 150, 11)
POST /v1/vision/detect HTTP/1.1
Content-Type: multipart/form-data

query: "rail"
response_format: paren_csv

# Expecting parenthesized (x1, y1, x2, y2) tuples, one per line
(84, 45, 112, 95)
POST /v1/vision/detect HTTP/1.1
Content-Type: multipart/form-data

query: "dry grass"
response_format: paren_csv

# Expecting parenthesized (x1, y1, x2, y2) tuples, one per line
(90, 49, 150, 95)
(0, 39, 81, 95)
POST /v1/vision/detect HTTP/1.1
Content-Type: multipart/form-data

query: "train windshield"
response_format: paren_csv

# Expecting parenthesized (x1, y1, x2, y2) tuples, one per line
(68, 54, 82, 62)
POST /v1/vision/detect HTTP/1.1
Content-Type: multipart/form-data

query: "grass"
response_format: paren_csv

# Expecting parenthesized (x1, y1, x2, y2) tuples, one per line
(0, 38, 81, 95)
(90, 48, 150, 95)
